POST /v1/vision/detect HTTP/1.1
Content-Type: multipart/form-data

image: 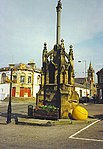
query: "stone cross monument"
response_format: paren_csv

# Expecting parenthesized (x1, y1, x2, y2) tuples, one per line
(36, 0, 79, 118)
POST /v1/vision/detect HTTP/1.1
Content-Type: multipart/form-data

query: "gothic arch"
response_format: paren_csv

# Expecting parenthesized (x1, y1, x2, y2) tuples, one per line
(48, 62, 55, 83)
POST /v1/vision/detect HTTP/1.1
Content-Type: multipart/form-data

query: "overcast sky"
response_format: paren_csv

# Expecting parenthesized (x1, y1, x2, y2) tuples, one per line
(0, 0, 103, 80)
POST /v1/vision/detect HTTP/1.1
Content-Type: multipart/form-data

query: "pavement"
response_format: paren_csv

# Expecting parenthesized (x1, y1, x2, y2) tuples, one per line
(13, 103, 99, 126)
(13, 117, 97, 127)
(1, 101, 103, 126)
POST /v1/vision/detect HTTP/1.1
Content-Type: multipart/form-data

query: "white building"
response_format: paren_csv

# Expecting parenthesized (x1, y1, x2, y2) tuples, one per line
(0, 62, 41, 100)
(74, 62, 97, 98)
(74, 82, 90, 97)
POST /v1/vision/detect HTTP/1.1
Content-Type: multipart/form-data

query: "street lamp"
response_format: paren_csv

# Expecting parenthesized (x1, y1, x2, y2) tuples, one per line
(78, 60, 87, 97)
(78, 60, 86, 77)
(6, 64, 14, 124)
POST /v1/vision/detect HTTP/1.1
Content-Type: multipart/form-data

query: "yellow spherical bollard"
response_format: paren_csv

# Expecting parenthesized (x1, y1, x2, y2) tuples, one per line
(72, 105, 88, 120)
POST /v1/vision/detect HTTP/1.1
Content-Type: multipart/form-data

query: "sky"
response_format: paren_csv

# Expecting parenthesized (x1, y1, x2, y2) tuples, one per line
(0, 0, 103, 81)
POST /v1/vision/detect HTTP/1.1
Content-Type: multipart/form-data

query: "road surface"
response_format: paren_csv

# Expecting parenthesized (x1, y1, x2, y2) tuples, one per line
(0, 102, 103, 149)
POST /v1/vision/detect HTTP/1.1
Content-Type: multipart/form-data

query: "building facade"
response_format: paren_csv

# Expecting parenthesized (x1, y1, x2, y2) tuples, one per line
(74, 82, 90, 97)
(0, 62, 41, 100)
(75, 62, 97, 98)
(96, 68, 103, 103)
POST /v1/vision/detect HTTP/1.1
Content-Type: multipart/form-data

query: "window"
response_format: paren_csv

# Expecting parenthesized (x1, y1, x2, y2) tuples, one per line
(100, 75, 103, 83)
(1, 73, 6, 83)
(80, 90, 82, 97)
(20, 76, 25, 83)
(37, 75, 41, 84)
(13, 75, 17, 83)
(28, 76, 32, 83)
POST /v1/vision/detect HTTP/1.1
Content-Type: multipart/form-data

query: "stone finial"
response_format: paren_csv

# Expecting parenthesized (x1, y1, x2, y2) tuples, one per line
(69, 45, 73, 49)
(42, 42, 48, 63)
(61, 39, 64, 48)
(44, 42, 47, 50)
(89, 61, 92, 69)
(43, 42, 48, 55)
(57, 0, 62, 9)
(69, 45, 74, 60)
(50, 54, 53, 62)
(89, 61, 94, 72)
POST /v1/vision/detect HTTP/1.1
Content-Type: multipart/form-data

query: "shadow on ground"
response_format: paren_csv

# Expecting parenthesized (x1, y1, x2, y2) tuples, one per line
(0, 112, 28, 125)
(94, 114, 103, 120)
(0, 112, 53, 126)
(16, 121, 53, 127)
(0, 112, 28, 118)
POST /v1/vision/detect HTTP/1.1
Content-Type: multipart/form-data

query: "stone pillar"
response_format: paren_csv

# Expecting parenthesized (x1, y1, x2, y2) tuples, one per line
(56, 0, 62, 45)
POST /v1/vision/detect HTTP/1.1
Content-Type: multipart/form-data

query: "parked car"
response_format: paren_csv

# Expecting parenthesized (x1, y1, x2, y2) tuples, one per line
(79, 96, 90, 103)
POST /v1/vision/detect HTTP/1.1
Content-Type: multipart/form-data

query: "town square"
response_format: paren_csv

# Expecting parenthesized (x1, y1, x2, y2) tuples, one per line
(0, 0, 103, 148)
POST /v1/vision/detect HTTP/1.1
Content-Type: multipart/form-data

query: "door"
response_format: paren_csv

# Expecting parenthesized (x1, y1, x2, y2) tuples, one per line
(20, 87, 24, 97)
(12, 87, 16, 97)
(28, 88, 31, 97)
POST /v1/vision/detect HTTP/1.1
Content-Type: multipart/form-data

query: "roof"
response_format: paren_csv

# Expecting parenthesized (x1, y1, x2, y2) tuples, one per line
(96, 68, 103, 75)
(0, 67, 10, 72)
(75, 77, 90, 89)
(74, 82, 90, 89)
(0, 63, 41, 73)
(75, 78, 86, 85)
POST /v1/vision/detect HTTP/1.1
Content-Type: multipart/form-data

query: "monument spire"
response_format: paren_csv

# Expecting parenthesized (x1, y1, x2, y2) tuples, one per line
(56, 0, 62, 45)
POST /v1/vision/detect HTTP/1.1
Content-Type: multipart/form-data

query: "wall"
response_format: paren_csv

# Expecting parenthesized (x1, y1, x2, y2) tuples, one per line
(75, 86, 90, 97)
(33, 71, 41, 97)
(0, 84, 10, 100)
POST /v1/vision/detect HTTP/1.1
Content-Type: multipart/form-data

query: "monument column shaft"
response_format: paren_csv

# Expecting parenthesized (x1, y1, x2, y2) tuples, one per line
(56, 0, 62, 45)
